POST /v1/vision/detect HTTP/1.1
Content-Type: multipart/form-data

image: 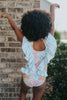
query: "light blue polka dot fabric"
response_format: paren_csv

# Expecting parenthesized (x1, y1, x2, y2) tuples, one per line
(21, 33, 57, 77)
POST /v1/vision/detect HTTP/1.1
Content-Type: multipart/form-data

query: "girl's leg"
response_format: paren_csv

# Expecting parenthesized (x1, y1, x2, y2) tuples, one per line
(20, 76, 31, 100)
(32, 80, 46, 100)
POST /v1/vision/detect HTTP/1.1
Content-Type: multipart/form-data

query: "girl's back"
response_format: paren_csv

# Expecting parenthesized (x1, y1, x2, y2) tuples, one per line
(32, 39, 46, 51)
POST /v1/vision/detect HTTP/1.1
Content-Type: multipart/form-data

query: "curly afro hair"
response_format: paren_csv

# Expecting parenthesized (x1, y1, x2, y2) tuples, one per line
(21, 9, 52, 41)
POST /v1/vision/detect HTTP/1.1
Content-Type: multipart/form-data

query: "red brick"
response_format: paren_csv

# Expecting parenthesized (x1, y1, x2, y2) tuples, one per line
(8, 37, 17, 41)
(1, 48, 15, 52)
(0, 53, 8, 57)
(33, 1, 40, 8)
(0, 31, 15, 36)
(16, 2, 32, 7)
(0, 1, 6, 7)
(0, 26, 13, 30)
(0, 43, 5, 47)
(0, 8, 6, 12)
(9, 43, 21, 47)
(6, 2, 15, 7)
(1, 58, 16, 62)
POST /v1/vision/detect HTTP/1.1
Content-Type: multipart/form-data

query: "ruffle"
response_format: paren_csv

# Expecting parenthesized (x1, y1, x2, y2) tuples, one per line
(21, 33, 57, 77)
(38, 33, 57, 76)
(21, 36, 36, 75)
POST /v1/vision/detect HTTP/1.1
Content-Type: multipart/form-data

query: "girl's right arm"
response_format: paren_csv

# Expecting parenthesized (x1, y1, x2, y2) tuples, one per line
(1, 13, 24, 42)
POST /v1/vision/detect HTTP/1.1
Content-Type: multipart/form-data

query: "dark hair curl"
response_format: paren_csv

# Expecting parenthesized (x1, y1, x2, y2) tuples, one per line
(21, 9, 52, 41)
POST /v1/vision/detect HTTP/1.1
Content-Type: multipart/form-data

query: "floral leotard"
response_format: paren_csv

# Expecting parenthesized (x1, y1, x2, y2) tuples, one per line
(21, 33, 57, 87)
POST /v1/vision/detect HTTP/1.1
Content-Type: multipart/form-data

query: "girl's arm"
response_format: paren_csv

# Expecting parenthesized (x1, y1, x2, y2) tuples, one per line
(1, 13, 24, 42)
(50, 4, 60, 36)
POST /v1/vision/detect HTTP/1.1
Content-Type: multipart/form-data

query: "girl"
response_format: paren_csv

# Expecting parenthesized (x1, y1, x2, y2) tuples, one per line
(1, 4, 60, 100)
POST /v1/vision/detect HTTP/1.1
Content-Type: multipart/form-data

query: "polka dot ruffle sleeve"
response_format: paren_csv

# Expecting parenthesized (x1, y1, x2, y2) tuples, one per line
(21, 36, 36, 75)
(38, 33, 57, 76)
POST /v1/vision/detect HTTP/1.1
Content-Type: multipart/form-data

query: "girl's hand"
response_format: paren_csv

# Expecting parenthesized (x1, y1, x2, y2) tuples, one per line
(1, 13, 10, 18)
(51, 4, 60, 9)
(1, 13, 24, 42)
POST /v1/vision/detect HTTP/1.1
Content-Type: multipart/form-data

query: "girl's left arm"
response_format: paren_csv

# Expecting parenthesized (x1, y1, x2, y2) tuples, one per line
(1, 13, 24, 42)
(50, 4, 60, 36)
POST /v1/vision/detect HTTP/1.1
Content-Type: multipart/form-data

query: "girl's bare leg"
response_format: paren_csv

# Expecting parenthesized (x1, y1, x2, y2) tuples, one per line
(20, 76, 30, 100)
(32, 80, 46, 100)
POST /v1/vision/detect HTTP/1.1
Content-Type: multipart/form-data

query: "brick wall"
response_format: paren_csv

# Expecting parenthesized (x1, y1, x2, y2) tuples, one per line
(0, 0, 40, 100)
